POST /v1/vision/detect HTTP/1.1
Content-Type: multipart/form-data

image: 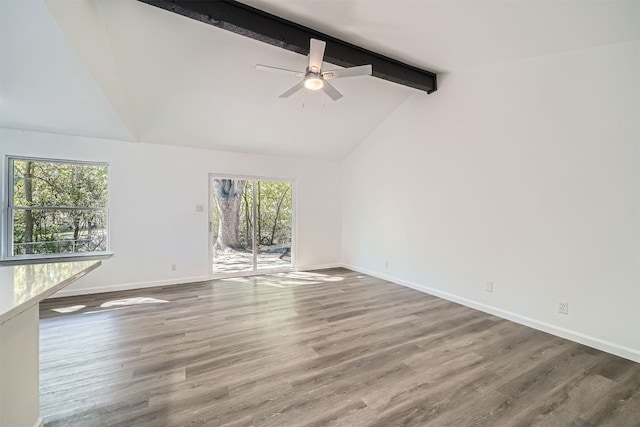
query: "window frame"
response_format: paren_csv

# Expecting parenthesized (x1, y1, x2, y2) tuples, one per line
(1, 155, 112, 264)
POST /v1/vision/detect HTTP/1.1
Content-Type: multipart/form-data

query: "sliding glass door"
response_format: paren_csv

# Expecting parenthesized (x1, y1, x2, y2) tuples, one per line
(210, 175, 293, 276)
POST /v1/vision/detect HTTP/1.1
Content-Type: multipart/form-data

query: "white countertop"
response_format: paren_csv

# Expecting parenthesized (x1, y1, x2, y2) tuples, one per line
(0, 260, 101, 326)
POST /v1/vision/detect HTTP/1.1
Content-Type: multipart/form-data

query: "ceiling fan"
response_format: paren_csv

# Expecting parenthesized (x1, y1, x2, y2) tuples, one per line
(256, 38, 372, 101)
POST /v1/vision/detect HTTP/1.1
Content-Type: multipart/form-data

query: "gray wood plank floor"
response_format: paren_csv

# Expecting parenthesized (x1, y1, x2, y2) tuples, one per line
(39, 268, 640, 427)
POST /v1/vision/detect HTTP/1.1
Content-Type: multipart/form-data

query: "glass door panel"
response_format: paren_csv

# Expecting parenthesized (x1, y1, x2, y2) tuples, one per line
(256, 181, 292, 271)
(211, 178, 253, 274)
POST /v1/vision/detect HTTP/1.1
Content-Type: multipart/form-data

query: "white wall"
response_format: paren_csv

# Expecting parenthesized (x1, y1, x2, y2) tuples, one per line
(342, 41, 640, 361)
(1, 128, 342, 295)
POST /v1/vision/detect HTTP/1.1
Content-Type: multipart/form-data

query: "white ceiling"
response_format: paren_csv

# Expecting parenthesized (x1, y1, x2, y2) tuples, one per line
(241, 0, 640, 73)
(1, 0, 638, 160)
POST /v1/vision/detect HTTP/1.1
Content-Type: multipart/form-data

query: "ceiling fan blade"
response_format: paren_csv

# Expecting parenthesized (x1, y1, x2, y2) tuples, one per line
(256, 64, 304, 77)
(322, 80, 343, 101)
(279, 80, 305, 98)
(308, 39, 326, 73)
(322, 64, 372, 80)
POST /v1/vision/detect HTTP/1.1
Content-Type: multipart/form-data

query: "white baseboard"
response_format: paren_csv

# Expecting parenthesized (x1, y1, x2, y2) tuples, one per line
(49, 276, 211, 298)
(342, 263, 640, 363)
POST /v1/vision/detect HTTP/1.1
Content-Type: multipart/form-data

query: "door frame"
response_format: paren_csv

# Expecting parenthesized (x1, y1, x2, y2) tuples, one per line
(208, 173, 296, 279)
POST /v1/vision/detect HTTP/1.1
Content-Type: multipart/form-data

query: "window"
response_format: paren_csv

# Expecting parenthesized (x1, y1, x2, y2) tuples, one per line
(4, 157, 109, 261)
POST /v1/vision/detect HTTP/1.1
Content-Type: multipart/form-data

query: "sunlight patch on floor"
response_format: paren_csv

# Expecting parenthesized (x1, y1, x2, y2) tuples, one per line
(274, 271, 345, 282)
(220, 271, 344, 288)
(84, 306, 130, 315)
(100, 297, 169, 308)
(51, 304, 86, 313)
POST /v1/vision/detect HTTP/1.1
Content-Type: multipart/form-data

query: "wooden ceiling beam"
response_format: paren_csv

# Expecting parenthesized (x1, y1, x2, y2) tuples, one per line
(137, 0, 437, 93)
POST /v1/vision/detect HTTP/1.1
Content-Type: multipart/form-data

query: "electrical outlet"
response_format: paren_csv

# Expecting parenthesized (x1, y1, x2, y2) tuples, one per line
(384, 261, 389, 268)
(558, 301, 569, 315)
(171, 264, 177, 271)
(195, 204, 204, 212)
(485, 281, 494, 292)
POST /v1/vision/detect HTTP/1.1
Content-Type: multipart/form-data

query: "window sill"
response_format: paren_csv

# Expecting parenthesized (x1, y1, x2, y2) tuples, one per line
(0, 253, 113, 266)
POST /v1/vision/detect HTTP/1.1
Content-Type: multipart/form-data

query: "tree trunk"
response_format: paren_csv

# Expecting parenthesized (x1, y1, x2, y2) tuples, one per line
(72, 166, 81, 245)
(256, 181, 261, 245)
(243, 190, 251, 247)
(24, 162, 34, 254)
(213, 179, 246, 251)
(269, 186, 289, 245)
(73, 215, 81, 249)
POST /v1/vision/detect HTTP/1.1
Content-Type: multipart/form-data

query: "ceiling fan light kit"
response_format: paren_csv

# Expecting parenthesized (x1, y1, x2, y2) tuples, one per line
(257, 38, 373, 101)
(304, 74, 324, 91)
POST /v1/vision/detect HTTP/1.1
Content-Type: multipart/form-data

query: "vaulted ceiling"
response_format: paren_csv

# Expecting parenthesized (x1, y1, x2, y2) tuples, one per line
(1, 0, 638, 159)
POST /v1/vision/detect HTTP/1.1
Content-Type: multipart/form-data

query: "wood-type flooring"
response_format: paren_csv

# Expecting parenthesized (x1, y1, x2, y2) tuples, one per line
(39, 268, 640, 427)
